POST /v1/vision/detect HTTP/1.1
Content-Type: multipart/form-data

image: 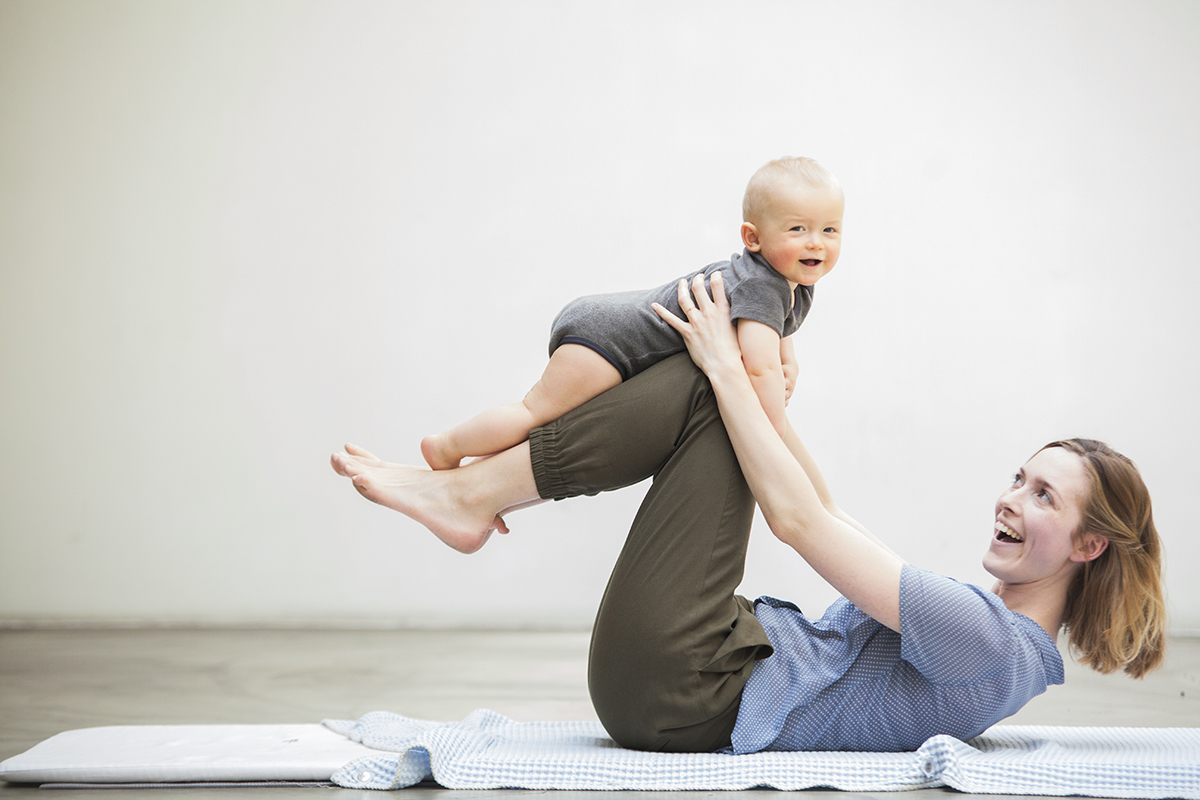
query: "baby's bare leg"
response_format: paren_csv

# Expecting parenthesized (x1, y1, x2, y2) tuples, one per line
(421, 345, 621, 469)
(331, 442, 541, 553)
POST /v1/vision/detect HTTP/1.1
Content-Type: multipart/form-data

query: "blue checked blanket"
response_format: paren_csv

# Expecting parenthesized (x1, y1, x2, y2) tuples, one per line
(324, 709, 1200, 797)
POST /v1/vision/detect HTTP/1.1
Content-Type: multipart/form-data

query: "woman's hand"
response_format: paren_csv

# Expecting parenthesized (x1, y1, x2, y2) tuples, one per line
(652, 272, 743, 377)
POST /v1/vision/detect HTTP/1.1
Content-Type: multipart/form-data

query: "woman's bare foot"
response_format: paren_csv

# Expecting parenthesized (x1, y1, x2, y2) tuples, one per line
(331, 445, 507, 553)
(342, 442, 385, 464)
(420, 433, 461, 470)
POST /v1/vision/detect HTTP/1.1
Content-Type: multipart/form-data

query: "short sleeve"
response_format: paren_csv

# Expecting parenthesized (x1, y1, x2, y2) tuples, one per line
(726, 275, 792, 336)
(899, 565, 1054, 686)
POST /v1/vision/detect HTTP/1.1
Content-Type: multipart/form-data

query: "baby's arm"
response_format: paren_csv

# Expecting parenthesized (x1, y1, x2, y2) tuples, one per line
(736, 319, 788, 437)
(780, 335, 798, 406)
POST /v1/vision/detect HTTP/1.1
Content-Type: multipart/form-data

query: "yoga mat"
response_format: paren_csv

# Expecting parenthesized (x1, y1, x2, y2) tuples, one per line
(3, 709, 1197, 797)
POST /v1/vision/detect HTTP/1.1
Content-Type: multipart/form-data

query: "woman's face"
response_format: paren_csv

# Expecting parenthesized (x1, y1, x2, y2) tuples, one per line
(983, 447, 1095, 585)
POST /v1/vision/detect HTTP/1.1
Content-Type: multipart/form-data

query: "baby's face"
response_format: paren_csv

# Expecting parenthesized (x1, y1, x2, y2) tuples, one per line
(745, 181, 844, 287)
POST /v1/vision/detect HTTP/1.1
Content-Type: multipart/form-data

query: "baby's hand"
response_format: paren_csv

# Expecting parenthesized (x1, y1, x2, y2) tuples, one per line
(780, 337, 798, 406)
(783, 359, 798, 406)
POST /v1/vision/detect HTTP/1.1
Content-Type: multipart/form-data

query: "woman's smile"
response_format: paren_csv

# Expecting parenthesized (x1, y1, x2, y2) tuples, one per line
(994, 520, 1024, 543)
(983, 447, 1090, 585)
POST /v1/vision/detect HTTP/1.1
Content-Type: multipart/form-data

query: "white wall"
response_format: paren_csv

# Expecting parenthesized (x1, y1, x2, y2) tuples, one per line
(1, 0, 1197, 634)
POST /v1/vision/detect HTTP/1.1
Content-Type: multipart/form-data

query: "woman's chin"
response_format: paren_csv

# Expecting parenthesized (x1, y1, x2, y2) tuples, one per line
(981, 547, 1015, 581)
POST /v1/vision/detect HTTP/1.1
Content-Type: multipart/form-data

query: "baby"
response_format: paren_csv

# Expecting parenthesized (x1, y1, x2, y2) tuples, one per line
(421, 156, 844, 470)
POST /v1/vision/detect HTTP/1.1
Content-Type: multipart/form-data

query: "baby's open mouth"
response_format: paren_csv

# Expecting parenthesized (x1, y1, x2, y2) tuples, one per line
(800, 259, 822, 267)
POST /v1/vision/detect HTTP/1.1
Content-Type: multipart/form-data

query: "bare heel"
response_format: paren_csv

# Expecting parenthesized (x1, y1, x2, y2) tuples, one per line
(421, 434, 461, 470)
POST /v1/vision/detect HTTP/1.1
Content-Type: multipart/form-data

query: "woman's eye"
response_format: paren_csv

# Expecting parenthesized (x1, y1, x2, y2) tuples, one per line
(1011, 473, 1023, 487)
(1037, 489, 1052, 503)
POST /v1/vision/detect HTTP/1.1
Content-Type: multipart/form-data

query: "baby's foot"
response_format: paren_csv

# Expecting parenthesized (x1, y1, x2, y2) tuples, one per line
(420, 433, 461, 470)
(331, 447, 503, 553)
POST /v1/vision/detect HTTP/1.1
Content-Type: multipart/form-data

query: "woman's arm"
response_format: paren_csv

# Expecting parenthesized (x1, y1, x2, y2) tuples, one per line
(653, 274, 906, 631)
(780, 419, 903, 559)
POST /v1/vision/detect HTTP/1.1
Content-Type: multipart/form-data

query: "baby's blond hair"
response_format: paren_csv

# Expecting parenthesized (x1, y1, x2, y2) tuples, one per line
(743, 156, 840, 223)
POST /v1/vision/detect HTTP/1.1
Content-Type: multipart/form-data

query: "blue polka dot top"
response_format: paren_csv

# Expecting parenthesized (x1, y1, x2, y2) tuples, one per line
(729, 564, 1064, 753)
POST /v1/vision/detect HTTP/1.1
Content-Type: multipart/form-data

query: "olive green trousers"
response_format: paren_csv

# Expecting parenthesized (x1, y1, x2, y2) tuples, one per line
(529, 353, 774, 752)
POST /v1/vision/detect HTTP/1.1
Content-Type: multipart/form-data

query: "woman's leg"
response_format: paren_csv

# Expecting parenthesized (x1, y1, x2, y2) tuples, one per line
(330, 441, 540, 553)
(530, 353, 773, 752)
(333, 353, 772, 747)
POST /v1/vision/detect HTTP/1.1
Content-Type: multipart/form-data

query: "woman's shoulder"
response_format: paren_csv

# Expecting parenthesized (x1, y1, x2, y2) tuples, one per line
(899, 565, 1064, 685)
(899, 565, 1027, 635)
(901, 564, 1002, 606)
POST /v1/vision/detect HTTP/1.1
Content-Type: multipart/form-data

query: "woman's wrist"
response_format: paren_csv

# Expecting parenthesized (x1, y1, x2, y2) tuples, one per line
(704, 357, 758, 404)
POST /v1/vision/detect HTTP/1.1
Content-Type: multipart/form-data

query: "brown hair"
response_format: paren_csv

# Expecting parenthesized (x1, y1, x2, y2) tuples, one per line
(1043, 438, 1166, 678)
(742, 156, 840, 224)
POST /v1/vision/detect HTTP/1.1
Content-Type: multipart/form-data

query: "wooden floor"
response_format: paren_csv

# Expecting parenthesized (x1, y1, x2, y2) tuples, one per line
(1, 628, 1197, 799)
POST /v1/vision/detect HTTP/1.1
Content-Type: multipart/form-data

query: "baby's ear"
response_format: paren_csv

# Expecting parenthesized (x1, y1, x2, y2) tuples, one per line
(1072, 532, 1110, 563)
(741, 222, 761, 251)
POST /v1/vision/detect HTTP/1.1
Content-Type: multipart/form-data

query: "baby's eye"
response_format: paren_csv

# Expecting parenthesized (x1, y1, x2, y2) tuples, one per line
(824, 227, 839, 234)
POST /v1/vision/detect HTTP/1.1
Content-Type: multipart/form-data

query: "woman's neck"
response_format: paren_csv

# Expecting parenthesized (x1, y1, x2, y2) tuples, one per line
(991, 579, 1069, 643)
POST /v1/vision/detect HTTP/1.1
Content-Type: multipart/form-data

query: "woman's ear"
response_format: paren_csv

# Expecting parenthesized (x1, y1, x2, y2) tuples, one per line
(741, 222, 761, 251)
(1072, 532, 1110, 563)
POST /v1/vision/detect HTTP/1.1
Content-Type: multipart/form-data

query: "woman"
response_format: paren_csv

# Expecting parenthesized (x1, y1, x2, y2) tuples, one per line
(331, 272, 1166, 754)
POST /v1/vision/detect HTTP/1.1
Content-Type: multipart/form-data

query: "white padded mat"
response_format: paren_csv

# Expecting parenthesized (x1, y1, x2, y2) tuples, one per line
(0, 723, 375, 784)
